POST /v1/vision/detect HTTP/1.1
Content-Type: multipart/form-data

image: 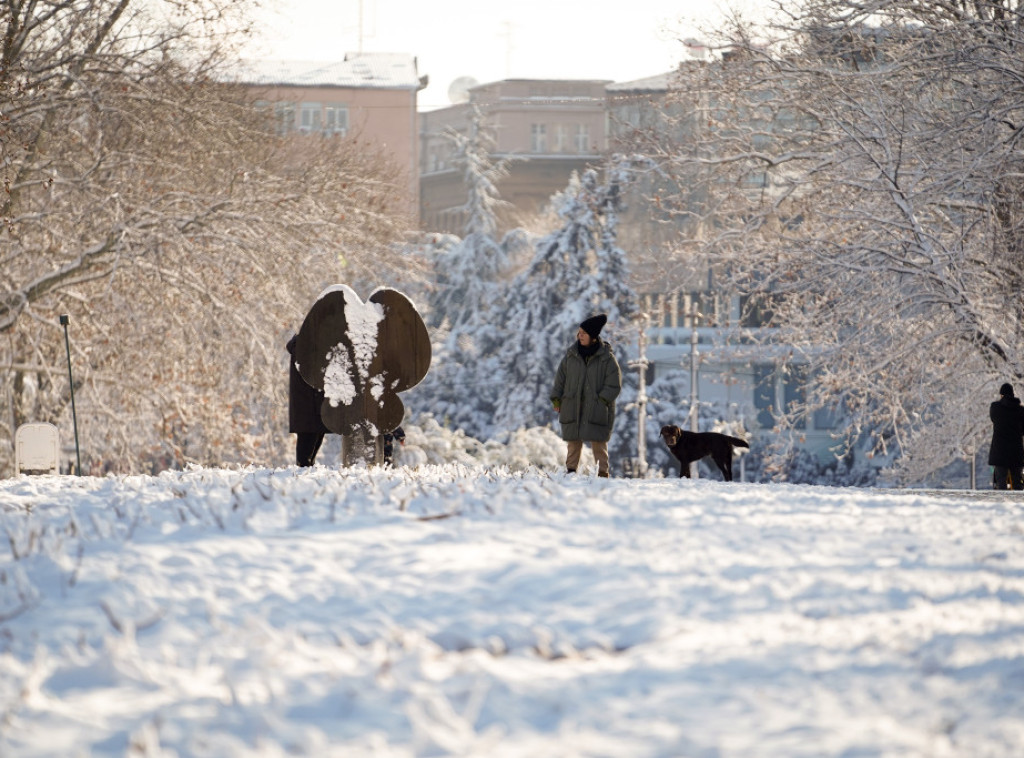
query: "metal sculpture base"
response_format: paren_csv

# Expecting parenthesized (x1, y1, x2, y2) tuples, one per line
(341, 429, 383, 467)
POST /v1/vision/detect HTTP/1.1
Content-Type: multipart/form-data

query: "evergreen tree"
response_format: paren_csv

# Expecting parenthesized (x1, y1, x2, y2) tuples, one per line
(410, 108, 528, 437)
(427, 106, 512, 331)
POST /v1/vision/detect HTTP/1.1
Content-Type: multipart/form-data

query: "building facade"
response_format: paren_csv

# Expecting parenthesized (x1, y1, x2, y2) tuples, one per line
(419, 79, 610, 234)
(233, 53, 427, 219)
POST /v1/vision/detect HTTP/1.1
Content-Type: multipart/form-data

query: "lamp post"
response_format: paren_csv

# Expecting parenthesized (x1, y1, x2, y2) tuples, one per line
(628, 313, 650, 478)
(59, 315, 82, 475)
(688, 306, 701, 478)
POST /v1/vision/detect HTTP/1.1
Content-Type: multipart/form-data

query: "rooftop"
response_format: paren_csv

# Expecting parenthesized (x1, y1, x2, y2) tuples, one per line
(229, 53, 426, 90)
(606, 71, 677, 93)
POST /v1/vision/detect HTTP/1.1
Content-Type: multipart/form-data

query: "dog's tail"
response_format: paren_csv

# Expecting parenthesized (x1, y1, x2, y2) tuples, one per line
(729, 436, 750, 449)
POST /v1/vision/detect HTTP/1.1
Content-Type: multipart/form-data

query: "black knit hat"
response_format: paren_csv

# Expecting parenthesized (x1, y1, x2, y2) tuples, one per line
(1001, 382, 1015, 397)
(580, 314, 607, 340)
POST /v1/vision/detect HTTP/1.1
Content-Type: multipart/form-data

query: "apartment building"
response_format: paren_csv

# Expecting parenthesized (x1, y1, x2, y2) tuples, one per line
(419, 79, 610, 234)
(232, 53, 428, 219)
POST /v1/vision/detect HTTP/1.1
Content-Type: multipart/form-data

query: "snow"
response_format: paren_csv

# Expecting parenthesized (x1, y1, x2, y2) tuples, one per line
(313, 284, 348, 304)
(323, 343, 355, 407)
(344, 296, 384, 393)
(316, 285, 385, 411)
(2, 466, 1023, 756)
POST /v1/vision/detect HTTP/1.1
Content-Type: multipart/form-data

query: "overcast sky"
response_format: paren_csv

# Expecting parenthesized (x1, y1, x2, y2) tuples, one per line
(246, 0, 770, 111)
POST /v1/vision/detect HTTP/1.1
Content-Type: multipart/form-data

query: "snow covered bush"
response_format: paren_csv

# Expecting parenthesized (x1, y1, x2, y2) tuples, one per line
(394, 414, 564, 472)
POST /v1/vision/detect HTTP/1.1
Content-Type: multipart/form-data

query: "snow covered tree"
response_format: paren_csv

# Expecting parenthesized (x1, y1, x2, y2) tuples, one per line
(0, 0, 415, 476)
(409, 108, 530, 438)
(427, 106, 515, 330)
(631, 1, 1024, 483)
(490, 162, 641, 434)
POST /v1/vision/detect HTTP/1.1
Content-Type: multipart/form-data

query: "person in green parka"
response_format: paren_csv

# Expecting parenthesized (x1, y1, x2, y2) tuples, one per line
(550, 314, 622, 477)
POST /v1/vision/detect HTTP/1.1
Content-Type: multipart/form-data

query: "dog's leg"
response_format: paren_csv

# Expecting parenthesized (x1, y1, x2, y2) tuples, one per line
(712, 454, 731, 482)
(679, 462, 690, 478)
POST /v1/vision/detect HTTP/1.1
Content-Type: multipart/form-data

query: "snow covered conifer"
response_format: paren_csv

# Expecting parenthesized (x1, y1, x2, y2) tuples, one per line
(410, 108, 530, 438)
(427, 106, 513, 331)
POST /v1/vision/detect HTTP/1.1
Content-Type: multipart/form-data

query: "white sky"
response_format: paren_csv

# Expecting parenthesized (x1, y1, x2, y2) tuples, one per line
(246, 0, 771, 111)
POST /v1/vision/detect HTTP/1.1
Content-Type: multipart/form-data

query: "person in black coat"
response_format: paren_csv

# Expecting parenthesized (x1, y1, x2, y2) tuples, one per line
(286, 334, 329, 467)
(988, 382, 1024, 490)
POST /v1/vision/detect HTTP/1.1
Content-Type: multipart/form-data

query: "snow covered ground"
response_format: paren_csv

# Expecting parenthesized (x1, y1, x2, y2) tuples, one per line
(1, 465, 1022, 757)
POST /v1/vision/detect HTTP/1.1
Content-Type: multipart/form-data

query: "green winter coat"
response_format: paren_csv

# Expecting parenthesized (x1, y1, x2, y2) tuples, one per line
(551, 340, 622, 442)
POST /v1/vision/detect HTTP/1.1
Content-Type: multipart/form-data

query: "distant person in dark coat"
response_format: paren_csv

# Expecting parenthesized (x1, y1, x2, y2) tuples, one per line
(382, 426, 405, 467)
(286, 334, 329, 467)
(989, 382, 1024, 490)
(550, 314, 622, 478)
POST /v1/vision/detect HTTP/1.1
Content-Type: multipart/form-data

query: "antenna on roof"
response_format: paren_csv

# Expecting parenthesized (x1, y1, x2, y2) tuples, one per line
(499, 20, 515, 77)
(358, 0, 363, 53)
(354, 0, 377, 53)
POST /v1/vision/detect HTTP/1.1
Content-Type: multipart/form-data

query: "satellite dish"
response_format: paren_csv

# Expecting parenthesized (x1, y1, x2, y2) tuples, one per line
(447, 76, 478, 104)
(683, 38, 708, 60)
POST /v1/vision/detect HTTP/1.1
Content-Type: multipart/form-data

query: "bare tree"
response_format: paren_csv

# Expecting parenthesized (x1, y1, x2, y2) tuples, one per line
(1, 1, 418, 475)
(631, 1, 1024, 482)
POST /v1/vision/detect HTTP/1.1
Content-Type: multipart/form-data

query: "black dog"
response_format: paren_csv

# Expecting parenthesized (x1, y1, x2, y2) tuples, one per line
(659, 424, 749, 481)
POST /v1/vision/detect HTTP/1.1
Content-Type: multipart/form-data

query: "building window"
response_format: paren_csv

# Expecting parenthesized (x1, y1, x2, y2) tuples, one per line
(739, 293, 778, 327)
(255, 100, 278, 134)
(814, 403, 841, 430)
(325, 105, 348, 136)
(299, 102, 322, 133)
(531, 123, 547, 153)
(436, 144, 451, 170)
(743, 170, 768, 188)
(810, 369, 840, 429)
(274, 103, 295, 135)
(554, 124, 569, 153)
(575, 123, 589, 152)
(783, 364, 807, 415)
(754, 363, 776, 430)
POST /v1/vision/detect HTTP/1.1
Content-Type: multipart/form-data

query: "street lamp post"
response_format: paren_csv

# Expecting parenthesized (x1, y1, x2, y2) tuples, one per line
(629, 313, 650, 478)
(60, 315, 82, 475)
(688, 306, 700, 478)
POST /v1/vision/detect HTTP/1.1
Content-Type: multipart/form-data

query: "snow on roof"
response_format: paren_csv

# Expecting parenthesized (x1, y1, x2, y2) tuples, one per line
(230, 53, 424, 89)
(606, 71, 677, 93)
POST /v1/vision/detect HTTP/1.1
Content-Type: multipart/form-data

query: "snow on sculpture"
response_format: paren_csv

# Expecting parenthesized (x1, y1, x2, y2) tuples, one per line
(293, 285, 431, 437)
